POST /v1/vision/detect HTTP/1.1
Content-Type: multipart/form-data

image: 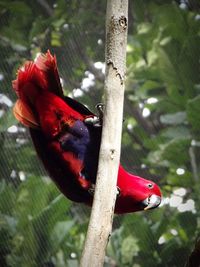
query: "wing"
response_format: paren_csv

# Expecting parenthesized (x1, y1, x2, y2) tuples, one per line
(29, 97, 102, 203)
(30, 128, 92, 203)
(65, 97, 102, 186)
(64, 96, 94, 116)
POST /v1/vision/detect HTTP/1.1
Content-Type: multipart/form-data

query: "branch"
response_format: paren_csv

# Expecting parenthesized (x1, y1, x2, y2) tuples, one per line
(80, 1, 128, 266)
(185, 238, 200, 267)
(189, 146, 199, 181)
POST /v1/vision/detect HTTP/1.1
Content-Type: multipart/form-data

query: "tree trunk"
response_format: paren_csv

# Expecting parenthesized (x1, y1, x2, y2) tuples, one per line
(80, 1, 128, 267)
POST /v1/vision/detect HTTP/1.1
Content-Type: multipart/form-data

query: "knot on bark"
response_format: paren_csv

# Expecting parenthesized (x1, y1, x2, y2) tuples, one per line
(119, 16, 127, 30)
(110, 149, 115, 160)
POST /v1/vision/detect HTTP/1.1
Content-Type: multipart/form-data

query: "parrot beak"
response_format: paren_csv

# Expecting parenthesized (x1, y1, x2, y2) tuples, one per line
(143, 195, 161, 210)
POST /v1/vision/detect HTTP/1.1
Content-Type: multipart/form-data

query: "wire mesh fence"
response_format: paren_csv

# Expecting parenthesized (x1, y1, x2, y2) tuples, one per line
(0, 1, 200, 266)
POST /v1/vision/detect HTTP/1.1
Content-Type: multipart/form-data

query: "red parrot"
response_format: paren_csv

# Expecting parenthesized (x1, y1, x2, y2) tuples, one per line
(12, 50, 161, 214)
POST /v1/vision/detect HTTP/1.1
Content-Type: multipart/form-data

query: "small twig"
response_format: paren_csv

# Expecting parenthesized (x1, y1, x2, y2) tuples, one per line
(185, 238, 200, 267)
(189, 146, 199, 181)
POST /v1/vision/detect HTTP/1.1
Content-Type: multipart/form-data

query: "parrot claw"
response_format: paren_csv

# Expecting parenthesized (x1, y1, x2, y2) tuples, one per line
(116, 186, 121, 197)
(95, 103, 104, 118)
(88, 184, 95, 195)
(84, 103, 104, 127)
(84, 116, 102, 127)
(96, 103, 104, 125)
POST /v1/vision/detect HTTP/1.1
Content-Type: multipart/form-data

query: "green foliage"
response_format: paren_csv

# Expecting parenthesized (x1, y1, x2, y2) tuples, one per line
(187, 95, 200, 133)
(0, 177, 88, 267)
(0, 0, 200, 266)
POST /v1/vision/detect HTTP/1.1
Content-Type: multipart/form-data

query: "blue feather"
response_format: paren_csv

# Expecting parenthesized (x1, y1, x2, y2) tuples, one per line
(59, 120, 90, 160)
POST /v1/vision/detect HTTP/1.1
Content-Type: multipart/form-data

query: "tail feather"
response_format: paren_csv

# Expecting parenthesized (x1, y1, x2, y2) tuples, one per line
(12, 62, 35, 97)
(12, 61, 46, 105)
(35, 50, 63, 98)
(12, 51, 64, 127)
(12, 51, 63, 101)
(13, 99, 39, 128)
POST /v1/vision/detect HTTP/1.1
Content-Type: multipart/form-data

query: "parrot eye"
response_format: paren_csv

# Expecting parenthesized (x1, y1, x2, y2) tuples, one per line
(147, 183, 153, 189)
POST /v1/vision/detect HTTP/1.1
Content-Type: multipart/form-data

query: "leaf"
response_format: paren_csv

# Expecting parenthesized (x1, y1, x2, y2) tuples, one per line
(0, 180, 16, 214)
(51, 221, 74, 250)
(107, 227, 124, 264)
(0, 109, 17, 132)
(161, 138, 190, 166)
(137, 23, 151, 34)
(160, 112, 186, 125)
(139, 80, 162, 95)
(51, 31, 62, 47)
(0, 1, 31, 15)
(160, 126, 191, 139)
(177, 212, 197, 238)
(160, 236, 176, 255)
(122, 214, 155, 253)
(29, 17, 50, 41)
(67, 259, 79, 267)
(166, 171, 193, 187)
(151, 217, 169, 241)
(157, 47, 188, 106)
(187, 95, 200, 132)
(160, 238, 189, 266)
(121, 236, 139, 265)
(0, 213, 17, 234)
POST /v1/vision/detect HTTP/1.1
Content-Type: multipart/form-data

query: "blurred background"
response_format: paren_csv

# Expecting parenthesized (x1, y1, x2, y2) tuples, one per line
(0, 0, 200, 266)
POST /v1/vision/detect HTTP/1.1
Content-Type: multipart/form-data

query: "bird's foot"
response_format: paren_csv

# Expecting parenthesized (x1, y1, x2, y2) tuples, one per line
(84, 103, 104, 127)
(77, 174, 96, 197)
(84, 116, 101, 127)
(95, 103, 104, 122)
(88, 184, 95, 196)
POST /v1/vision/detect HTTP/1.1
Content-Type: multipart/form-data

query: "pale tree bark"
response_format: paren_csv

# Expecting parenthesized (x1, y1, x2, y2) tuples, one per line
(80, 1, 128, 267)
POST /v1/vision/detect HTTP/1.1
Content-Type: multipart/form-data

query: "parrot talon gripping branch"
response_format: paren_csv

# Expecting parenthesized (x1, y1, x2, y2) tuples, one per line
(12, 50, 161, 214)
(84, 103, 104, 127)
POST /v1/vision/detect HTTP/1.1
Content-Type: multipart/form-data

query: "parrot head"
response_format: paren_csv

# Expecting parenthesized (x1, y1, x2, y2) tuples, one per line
(115, 166, 161, 214)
